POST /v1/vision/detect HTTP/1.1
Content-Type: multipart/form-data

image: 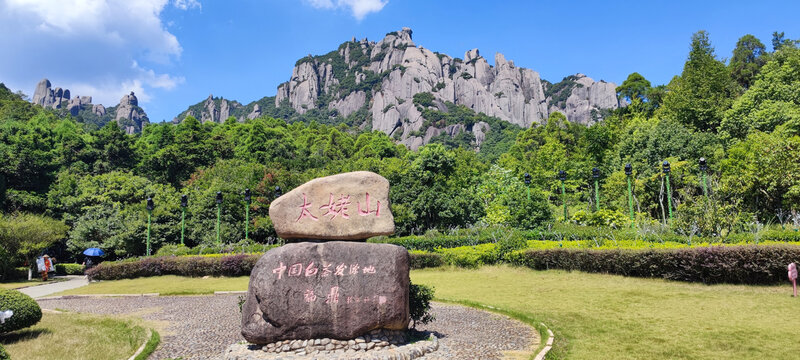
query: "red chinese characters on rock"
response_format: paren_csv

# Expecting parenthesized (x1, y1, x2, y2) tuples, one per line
(300, 287, 387, 306)
(295, 192, 381, 222)
(296, 193, 319, 222)
(271, 261, 379, 280)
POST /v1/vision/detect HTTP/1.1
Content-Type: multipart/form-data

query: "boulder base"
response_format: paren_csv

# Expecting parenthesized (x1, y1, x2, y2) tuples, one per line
(269, 171, 394, 241)
(242, 242, 410, 344)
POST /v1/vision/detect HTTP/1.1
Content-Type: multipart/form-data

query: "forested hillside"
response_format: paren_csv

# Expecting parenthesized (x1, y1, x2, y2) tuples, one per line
(1, 30, 800, 265)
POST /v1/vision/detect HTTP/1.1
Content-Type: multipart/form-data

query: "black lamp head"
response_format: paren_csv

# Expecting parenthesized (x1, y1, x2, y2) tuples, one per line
(216, 191, 223, 204)
(524, 172, 531, 185)
(274, 186, 282, 198)
(244, 188, 251, 202)
(558, 170, 567, 181)
(146, 197, 154, 211)
(180, 194, 188, 208)
(624, 163, 632, 176)
(592, 167, 600, 178)
(699, 157, 707, 171)
(662, 161, 671, 174)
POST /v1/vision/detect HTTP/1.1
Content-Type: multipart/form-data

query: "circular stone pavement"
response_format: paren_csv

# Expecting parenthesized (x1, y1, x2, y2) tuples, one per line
(38, 295, 538, 359)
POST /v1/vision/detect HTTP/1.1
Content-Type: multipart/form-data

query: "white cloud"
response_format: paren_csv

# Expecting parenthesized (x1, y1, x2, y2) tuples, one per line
(305, 0, 387, 20)
(173, 0, 200, 10)
(0, 0, 198, 106)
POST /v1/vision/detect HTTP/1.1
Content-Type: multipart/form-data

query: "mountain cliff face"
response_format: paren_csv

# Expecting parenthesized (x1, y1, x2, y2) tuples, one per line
(31, 78, 149, 133)
(174, 28, 625, 149)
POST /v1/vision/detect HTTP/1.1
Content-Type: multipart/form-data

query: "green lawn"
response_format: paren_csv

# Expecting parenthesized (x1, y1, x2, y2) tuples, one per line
(1, 312, 152, 360)
(48, 267, 800, 359)
(412, 266, 798, 360)
(54, 275, 250, 296)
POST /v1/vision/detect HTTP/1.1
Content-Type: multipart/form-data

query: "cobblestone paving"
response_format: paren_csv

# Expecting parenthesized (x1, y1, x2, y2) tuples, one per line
(38, 296, 536, 359)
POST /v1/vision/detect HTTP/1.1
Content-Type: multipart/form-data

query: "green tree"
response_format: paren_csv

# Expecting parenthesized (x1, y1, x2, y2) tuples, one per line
(729, 34, 767, 90)
(0, 213, 68, 280)
(721, 46, 800, 139)
(616, 72, 652, 102)
(92, 121, 137, 173)
(659, 31, 738, 132)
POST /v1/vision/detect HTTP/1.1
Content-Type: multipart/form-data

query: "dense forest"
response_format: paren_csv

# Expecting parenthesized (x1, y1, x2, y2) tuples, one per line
(2, 31, 800, 268)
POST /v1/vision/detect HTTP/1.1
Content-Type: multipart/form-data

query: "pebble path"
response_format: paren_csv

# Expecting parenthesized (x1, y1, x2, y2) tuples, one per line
(38, 296, 537, 359)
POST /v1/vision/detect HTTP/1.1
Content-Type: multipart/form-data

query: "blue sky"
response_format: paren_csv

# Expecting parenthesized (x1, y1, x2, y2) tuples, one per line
(1, 0, 799, 123)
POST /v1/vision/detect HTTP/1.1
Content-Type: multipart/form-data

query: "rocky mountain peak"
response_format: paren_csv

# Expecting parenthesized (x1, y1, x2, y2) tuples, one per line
(174, 27, 625, 150)
(268, 27, 625, 149)
(29, 78, 149, 133)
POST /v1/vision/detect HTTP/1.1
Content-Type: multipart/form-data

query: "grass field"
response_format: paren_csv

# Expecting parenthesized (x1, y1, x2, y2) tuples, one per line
(54, 275, 250, 296)
(49, 267, 800, 359)
(0, 312, 151, 360)
(412, 266, 798, 360)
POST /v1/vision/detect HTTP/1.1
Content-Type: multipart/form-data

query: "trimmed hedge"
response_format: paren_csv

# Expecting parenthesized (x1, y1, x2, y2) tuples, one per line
(508, 245, 800, 285)
(409, 251, 444, 269)
(0, 289, 42, 334)
(86, 254, 260, 280)
(89, 252, 444, 280)
(155, 243, 279, 257)
(371, 226, 800, 252)
(55, 263, 84, 275)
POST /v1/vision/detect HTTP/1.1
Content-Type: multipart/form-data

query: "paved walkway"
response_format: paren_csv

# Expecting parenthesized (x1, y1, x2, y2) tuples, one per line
(38, 296, 538, 360)
(18, 275, 88, 298)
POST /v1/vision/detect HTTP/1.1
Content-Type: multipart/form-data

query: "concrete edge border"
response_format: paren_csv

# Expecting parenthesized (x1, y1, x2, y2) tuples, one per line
(215, 290, 247, 295)
(533, 322, 555, 360)
(127, 328, 153, 360)
(37, 293, 160, 300)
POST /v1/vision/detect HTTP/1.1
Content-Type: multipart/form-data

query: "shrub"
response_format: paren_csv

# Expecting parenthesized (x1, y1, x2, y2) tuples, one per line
(0, 289, 42, 333)
(409, 283, 435, 328)
(409, 251, 444, 269)
(86, 254, 261, 280)
(570, 209, 631, 228)
(55, 263, 84, 275)
(154, 243, 279, 257)
(508, 245, 800, 285)
(437, 243, 498, 268)
(0, 344, 8, 360)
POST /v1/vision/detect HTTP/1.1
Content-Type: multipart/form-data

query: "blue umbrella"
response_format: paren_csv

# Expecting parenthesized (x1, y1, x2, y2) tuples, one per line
(83, 248, 105, 257)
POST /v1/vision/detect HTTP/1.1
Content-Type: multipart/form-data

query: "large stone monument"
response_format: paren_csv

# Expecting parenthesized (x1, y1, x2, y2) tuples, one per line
(233, 172, 436, 359)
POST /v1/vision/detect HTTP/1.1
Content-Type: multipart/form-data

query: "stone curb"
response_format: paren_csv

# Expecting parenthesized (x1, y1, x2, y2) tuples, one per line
(37, 293, 160, 300)
(533, 323, 555, 360)
(127, 328, 153, 360)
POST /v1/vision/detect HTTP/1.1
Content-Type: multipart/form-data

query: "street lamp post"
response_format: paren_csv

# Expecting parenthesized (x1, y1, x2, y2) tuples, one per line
(625, 163, 634, 226)
(663, 161, 673, 221)
(558, 170, 567, 221)
(146, 197, 154, 256)
(699, 157, 708, 199)
(180, 195, 187, 246)
(592, 167, 600, 211)
(216, 191, 223, 245)
(524, 173, 531, 200)
(244, 188, 251, 241)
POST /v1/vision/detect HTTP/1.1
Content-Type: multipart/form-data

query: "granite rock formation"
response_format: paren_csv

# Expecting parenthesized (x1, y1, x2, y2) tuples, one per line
(272, 28, 625, 149)
(241, 241, 410, 345)
(30, 78, 149, 133)
(173, 28, 625, 149)
(269, 171, 394, 241)
(114, 91, 149, 134)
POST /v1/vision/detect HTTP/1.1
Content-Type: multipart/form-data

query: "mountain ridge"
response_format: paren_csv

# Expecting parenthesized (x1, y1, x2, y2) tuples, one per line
(173, 27, 625, 149)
